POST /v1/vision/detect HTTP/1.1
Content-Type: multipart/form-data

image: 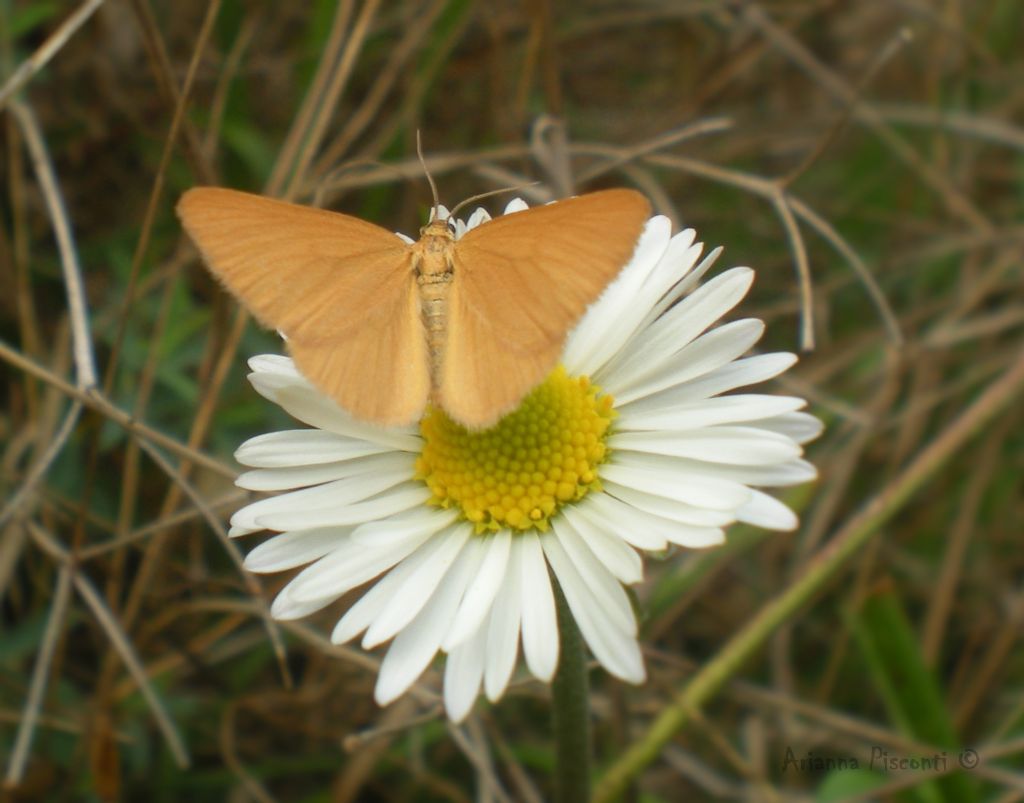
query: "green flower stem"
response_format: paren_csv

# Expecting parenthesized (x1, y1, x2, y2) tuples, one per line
(552, 577, 591, 803)
(592, 348, 1024, 803)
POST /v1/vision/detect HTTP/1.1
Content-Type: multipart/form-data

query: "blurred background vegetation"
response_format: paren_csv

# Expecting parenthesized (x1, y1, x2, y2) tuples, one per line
(1, 0, 1023, 801)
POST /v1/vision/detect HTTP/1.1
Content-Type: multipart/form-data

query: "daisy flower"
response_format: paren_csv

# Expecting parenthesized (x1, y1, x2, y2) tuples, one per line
(229, 200, 821, 722)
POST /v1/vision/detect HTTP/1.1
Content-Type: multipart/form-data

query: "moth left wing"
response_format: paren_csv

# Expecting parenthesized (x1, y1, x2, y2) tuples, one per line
(179, 187, 430, 424)
(288, 277, 430, 426)
(177, 188, 412, 344)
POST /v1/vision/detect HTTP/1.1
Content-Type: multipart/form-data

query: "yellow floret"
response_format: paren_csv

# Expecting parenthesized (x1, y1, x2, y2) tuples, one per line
(417, 365, 615, 533)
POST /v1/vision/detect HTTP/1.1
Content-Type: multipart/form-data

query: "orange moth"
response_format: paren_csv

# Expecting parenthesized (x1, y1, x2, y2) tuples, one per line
(177, 187, 650, 430)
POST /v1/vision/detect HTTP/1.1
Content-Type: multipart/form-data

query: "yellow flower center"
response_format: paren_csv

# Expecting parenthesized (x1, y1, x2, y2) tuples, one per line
(416, 366, 615, 533)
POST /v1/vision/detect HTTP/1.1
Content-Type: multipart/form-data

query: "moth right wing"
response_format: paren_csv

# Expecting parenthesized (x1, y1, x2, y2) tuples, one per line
(440, 277, 562, 429)
(440, 189, 649, 429)
(178, 188, 430, 424)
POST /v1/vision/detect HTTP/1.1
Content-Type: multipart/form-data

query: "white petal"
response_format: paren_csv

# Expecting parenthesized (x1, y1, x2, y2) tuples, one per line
(639, 244, 724, 327)
(444, 624, 487, 722)
(617, 394, 806, 432)
(612, 319, 765, 405)
(736, 489, 799, 531)
(232, 474, 384, 529)
(374, 538, 481, 706)
(748, 458, 817, 486)
(583, 489, 725, 549)
(232, 453, 416, 526)
(247, 354, 298, 376)
(464, 207, 491, 230)
(285, 513, 451, 603)
(577, 493, 667, 551)
(270, 587, 340, 620)
(255, 484, 430, 531)
(518, 533, 558, 682)
(709, 457, 817, 487)
(550, 519, 636, 635)
(543, 535, 645, 683)
(603, 481, 736, 527)
(747, 411, 824, 444)
(610, 427, 801, 466)
(334, 536, 471, 650)
(562, 505, 643, 583)
(250, 381, 421, 452)
(628, 352, 797, 409)
(663, 524, 726, 549)
(331, 573, 395, 645)
(601, 463, 750, 510)
(362, 524, 473, 648)
(244, 527, 353, 572)
(612, 451, 817, 487)
(484, 548, 522, 702)
(246, 363, 312, 395)
(284, 547, 419, 613)
(443, 531, 512, 650)
(600, 268, 754, 391)
(350, 506, 458, 547)
(238, 454, 413, 491)
(563, 217, 675, 376)
(236, 465, 346, 492)
(234, 429, 387, 468)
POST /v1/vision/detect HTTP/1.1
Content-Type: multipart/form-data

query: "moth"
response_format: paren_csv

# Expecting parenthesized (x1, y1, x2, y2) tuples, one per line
(177, 187, 650, 429)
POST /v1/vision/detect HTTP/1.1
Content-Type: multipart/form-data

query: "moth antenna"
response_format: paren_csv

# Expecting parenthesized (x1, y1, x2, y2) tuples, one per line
(416, 131, 442, 217)
(448, 182, 542, 221)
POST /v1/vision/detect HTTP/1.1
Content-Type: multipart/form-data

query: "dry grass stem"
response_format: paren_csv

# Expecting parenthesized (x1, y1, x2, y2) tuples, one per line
(7, 101, 95, 387)
(3, 565, 72, 787)
(27, 524, 190, 768)
(0, 0, 105, 109)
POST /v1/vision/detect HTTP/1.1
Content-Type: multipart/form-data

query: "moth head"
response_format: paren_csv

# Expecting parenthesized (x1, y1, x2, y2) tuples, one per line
(420, 214, 456, 239)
